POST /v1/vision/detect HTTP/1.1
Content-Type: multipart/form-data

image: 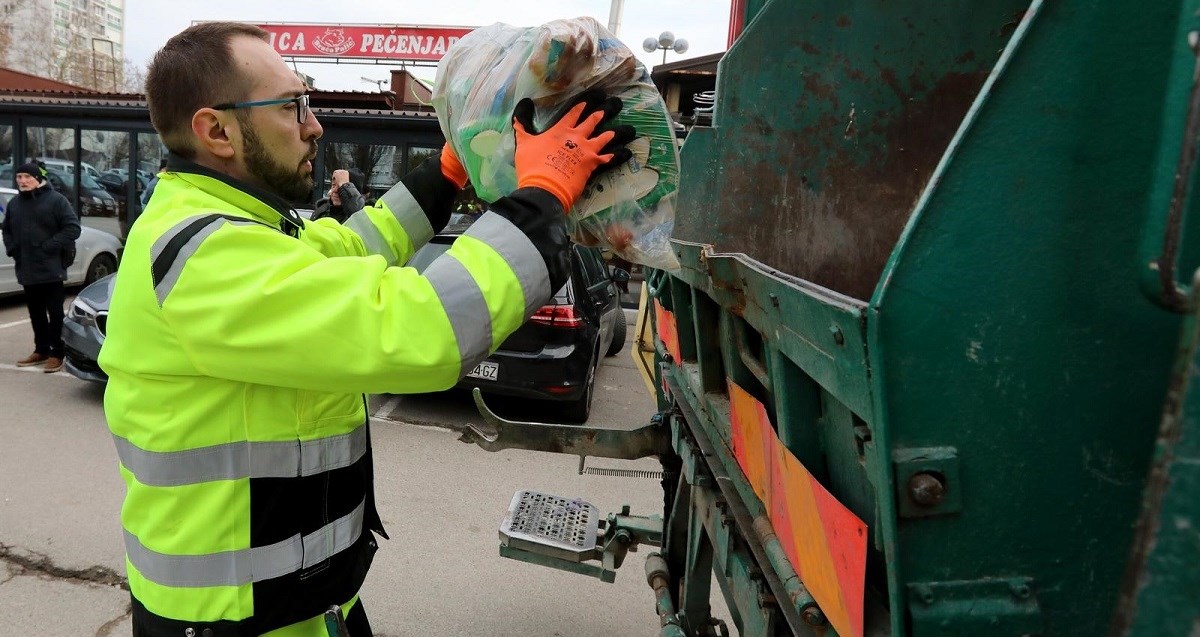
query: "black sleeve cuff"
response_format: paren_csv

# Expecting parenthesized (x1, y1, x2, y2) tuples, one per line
(488, 187, 572, 293)
(399, 151, 457, 235)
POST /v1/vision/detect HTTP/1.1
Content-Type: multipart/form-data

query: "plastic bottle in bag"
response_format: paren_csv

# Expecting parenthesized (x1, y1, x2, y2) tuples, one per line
(433, 16, 680, 271)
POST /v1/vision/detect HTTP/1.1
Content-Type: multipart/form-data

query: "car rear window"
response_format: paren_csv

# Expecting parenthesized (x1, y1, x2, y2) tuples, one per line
(405, 238, 452, 272)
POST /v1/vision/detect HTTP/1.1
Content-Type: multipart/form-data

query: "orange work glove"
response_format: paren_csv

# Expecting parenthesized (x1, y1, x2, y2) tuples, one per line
(513, 90, 636, 212)
(439, 141, 469, 189)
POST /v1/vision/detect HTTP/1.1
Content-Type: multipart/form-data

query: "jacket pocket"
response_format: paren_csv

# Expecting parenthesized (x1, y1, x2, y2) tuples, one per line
(297, 390, 364, 436)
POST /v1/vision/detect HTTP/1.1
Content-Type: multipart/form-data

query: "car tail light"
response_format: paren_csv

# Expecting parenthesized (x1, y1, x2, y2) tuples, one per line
(530, 304, 583, 328)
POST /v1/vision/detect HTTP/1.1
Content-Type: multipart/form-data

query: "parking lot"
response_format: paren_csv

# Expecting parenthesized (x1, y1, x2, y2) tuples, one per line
(0, 292, 675, 636)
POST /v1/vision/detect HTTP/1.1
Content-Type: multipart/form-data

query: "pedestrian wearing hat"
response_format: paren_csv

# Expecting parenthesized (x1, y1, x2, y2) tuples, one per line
(1, 160, 81, 372)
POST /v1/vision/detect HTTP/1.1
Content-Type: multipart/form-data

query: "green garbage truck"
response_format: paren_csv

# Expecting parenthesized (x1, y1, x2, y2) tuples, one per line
(461, 0, 1200, 634)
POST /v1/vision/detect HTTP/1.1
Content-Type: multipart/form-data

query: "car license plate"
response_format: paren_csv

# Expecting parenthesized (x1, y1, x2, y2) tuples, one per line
(467, 361, 499, 381)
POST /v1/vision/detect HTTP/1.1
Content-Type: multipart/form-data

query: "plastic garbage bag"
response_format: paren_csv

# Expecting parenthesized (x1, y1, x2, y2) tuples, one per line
(433, 16, 680, 270)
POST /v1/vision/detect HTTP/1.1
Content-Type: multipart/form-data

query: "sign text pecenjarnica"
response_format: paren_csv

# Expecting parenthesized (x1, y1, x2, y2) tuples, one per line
(256, 24, 475, 61)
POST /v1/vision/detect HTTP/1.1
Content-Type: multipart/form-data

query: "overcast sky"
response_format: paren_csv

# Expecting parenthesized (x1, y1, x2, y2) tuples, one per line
(124, 1, 731, 91)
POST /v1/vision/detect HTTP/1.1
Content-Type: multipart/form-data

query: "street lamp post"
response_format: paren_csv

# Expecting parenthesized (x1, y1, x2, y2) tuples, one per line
(643, 31, 689, 65)
(361, 77, 387, 92)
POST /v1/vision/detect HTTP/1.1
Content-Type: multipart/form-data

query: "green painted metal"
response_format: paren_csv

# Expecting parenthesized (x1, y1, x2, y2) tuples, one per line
(668, 241, 872, 427)
(472, 0, 1200, 633)
(642, 0, 1200, 635)
(872, 1, 1197, 633)
(905, 578, 1041, 635)
(1111, 269, 1200, 636)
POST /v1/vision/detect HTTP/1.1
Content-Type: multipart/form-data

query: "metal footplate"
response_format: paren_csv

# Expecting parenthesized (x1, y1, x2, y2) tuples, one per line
(498, 489, 663, 583)
(500, 490, 601, 562)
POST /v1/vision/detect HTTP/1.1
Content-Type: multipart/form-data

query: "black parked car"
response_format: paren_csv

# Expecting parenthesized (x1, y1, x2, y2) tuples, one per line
(97, 169, 148, 206)
(46, 169, 119, 217)
(408, 218, 629, 422)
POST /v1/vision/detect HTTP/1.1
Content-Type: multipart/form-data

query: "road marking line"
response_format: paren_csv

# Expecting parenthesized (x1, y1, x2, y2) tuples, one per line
(0, 362, 78, 378)
(0, 319, 30, 330)
(374, 395, 402, 420)
(372, 415, 460, 434)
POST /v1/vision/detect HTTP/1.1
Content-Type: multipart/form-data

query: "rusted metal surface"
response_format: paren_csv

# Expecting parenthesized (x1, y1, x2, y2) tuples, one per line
(461, 388, 671, 460)
(673, 4, 1021, 301)
(707, 70, 987, 301)
(907, 472, 947, 508)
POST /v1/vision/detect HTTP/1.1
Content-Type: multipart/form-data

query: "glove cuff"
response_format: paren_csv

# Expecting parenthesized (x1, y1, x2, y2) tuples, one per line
(439, 145, 469, 189)
(516, 175, 573, 213)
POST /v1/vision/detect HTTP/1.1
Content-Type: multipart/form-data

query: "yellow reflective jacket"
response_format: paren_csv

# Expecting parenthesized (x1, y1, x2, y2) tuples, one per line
(101, 158, 557, 636)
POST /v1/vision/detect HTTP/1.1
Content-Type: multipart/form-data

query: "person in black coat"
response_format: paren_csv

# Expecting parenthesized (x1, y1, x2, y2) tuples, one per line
(311, 167, 371, 224)
(1, 161, 81, 372)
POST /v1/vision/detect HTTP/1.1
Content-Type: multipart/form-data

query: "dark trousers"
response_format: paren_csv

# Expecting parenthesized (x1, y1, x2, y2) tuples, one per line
(130, 598, 373, 636)
(23, 281, 65, 358)
(345, 601, 373, 636)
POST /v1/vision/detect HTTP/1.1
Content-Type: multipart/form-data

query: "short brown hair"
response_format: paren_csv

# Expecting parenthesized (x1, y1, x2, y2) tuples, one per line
(145, 22, 269, 158)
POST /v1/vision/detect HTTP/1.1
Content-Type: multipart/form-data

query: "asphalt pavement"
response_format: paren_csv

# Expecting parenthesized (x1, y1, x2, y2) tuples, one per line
(0, 294, 683, 637)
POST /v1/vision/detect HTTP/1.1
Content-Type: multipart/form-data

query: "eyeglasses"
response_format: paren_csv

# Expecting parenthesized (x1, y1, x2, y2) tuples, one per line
(212, 94, 311, 124)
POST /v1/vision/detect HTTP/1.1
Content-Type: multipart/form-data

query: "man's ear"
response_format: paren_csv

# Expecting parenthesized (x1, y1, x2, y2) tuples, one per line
(191, 108, 237, 160)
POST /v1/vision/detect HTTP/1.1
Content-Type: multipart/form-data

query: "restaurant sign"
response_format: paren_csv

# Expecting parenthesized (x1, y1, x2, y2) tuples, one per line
(256, 24, 475, 61)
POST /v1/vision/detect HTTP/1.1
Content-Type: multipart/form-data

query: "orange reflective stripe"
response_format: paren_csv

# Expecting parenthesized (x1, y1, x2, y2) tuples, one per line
(654, 300, 682, 363)
(728, 380, 867, 637)
(730, 382, 772, 503)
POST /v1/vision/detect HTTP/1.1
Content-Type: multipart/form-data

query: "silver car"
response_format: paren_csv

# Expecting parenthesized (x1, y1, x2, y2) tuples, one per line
(62, 211, 315, 383)
(0, 186, 123, 296)
(62, 272, 114, 382)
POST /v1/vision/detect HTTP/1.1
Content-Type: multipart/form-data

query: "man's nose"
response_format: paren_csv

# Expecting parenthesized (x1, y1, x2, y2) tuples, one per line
(304, 112, 323, 141)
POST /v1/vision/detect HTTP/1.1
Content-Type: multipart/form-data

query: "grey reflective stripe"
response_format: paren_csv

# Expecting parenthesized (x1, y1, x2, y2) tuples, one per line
(423, 254, 493, 372)
(113, 426, 367, 487)
(345, 210, 398, 265)
(464, 212, 551, 317)
(378, 183, 434, 251)
(124, 499, 365, 587)
(150, 216, 262, 306)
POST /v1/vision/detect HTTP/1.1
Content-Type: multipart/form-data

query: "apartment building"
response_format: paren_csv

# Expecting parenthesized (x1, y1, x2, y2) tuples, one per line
(1, 0, 126, 89)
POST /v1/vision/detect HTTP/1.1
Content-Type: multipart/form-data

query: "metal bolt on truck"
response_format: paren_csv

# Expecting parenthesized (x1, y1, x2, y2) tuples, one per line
(459, 0, 1200, 635)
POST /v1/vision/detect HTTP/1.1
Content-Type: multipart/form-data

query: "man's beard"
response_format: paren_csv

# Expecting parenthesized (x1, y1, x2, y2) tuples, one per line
(241, 122, 315, 202)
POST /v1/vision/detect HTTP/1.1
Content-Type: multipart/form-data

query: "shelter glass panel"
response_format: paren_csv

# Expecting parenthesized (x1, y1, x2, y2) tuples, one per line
(0, 124, 12, 176)
(82, 127, 133, 239)
(404, 144, 438, 174)
(127, 132, 168, 234)
(322, 142, 400, 205)
(137, 132, 167, 178)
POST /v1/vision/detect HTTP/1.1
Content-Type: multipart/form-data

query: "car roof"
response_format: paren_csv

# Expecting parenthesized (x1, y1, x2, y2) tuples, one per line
(432, 213, 479, 237)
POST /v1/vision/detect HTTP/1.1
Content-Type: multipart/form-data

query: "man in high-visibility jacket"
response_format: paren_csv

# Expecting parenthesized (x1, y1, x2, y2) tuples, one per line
(100, 21, 635, 637)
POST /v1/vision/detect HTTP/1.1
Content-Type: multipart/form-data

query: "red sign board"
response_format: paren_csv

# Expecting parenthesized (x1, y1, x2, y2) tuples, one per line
(255, 24, 475, 61)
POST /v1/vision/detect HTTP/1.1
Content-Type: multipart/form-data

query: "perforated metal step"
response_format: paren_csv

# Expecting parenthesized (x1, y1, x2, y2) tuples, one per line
(499, 490, 600, 562)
